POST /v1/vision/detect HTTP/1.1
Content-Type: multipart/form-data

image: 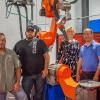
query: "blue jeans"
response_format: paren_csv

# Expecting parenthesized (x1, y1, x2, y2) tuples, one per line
(0, 87, 28, 100)
(22, 74, 46, 100)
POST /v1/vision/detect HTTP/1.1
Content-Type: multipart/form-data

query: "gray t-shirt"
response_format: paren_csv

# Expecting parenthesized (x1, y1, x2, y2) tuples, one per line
(0, 48, 21, 92)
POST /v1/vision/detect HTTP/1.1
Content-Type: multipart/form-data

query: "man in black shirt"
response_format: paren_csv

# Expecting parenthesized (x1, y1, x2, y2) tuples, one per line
(14, 25, 50, 100)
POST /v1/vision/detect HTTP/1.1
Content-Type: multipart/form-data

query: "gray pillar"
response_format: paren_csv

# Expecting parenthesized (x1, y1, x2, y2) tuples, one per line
(82, 0, 89, 31)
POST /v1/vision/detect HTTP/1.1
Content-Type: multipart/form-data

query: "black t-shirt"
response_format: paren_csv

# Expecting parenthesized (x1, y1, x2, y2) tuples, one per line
(14, 38, 48, 76)
(14, 39, 31, 55)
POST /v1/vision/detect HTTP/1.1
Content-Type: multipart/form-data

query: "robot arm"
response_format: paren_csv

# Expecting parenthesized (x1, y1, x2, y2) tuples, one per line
(38, 0, 58, 47)
(38, 0, 71, 47)
(38, 0, 78, 47)
(38, 18, 57, 47)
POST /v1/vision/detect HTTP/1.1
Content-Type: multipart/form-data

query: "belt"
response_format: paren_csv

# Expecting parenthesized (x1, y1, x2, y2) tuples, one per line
(83, 71, 95, 74)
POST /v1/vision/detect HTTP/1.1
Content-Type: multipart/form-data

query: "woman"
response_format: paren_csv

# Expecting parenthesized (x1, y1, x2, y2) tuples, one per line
(57, 27, 80, 79)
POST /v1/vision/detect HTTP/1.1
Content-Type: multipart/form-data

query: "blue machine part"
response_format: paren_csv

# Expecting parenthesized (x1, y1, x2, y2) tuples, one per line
(44, 84, 65, 100)
(87, 19, 100, 33)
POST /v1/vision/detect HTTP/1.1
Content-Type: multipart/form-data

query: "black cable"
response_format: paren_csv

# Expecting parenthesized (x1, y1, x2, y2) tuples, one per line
(70, 0, 78, 4)
(24, 5, 28, 28)
(16, 3, 23, 39)
(5, 0, 13, 18)
(53, 0, 60, 21)
(6, 4, 13, 18)
(31, 0, 33, 21)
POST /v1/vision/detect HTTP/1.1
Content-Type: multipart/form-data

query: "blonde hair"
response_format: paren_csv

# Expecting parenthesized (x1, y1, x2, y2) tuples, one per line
(66, 27, 75, 34)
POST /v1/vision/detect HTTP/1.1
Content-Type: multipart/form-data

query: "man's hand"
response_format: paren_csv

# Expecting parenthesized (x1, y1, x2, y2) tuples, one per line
(42, 68, 48, 79)
(43, 52, 49, 78)
(93, 75, 99, 81)
(12, 82, 20, 92)
(93, 64, 100, 81)
(76, 74, 80, 82)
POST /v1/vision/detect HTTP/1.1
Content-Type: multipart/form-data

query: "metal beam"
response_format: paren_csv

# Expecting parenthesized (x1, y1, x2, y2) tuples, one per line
(82, 0, 89, 31)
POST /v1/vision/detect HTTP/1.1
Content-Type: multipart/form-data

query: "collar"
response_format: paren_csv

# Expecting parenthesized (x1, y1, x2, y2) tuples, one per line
(84, 40, 95, 47)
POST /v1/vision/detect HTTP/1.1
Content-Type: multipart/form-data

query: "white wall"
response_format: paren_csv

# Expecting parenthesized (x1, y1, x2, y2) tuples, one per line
(65, 0, 82, 33)
(0, 0, 26, 48)
(89, 0, 100, 20)
(57, 0, 82, 34)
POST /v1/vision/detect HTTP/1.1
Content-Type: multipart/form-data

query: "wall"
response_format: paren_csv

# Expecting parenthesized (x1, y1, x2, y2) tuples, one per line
(65, 0, 82, 33)
(89, 0, 100, 20)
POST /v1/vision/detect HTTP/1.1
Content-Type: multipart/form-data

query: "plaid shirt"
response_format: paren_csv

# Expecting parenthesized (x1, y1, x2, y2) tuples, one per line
(57, 39, 80, 76)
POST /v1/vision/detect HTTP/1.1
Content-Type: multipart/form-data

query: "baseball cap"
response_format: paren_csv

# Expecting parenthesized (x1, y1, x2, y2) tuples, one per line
(26, 25, 34, 32)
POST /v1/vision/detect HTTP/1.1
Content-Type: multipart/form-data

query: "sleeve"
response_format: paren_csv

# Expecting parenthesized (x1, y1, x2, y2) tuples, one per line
(79, 48, 82, 58)
(13, 41, 24, 59)
(96, 44, 100, 56)
(40, 40, 48, 54)
(13, 51, 21, 68)
(13, 40, 23, 56)
(57, 41, 64, 61)
(13, 42, 19, 55)
(76, 41, 80, 60)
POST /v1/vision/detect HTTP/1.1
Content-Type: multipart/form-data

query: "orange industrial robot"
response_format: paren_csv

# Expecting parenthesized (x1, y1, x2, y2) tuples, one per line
(38, 0, 78, 100)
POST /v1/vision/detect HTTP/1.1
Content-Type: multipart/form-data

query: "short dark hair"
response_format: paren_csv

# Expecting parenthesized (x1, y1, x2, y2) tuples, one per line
(26, 25, 34, 32)
(83, 28, 93, 34)
(0, 32, 5, 37)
